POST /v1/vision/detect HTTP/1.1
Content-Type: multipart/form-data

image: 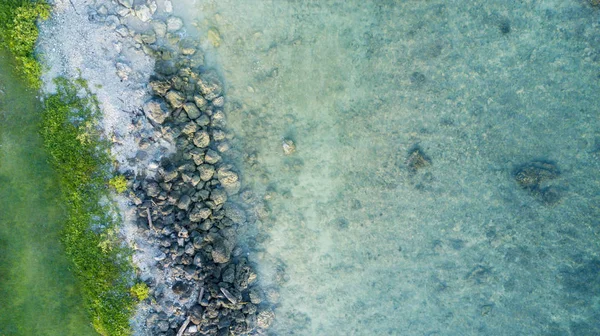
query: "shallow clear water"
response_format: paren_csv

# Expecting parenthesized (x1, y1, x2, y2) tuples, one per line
(0, 49, 95, 335)
(170, 1, 600, 335)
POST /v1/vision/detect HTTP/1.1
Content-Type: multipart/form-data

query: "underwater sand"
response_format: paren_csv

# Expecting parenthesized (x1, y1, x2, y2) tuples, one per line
(173, 1, 600, 335)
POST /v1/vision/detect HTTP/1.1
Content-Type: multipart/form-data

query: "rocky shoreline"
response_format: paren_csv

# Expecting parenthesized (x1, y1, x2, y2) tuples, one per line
(41, 0, 275, 335)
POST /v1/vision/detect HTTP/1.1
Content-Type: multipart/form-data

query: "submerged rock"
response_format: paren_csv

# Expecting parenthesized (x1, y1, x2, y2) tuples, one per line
(406, 147, 431, 171)
(143, 99, 170, 124)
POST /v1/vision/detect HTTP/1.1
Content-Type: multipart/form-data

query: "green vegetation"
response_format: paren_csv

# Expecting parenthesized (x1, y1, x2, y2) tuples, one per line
(41, 77, 136, 336)
(109, 175, 129, 193)
(130, 282, 150, 301)
(0, 0, 50, 88)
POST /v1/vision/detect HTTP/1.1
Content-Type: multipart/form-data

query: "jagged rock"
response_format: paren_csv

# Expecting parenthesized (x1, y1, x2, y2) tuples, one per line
(210, 189, 227, 206)
(181, 122, 197, 135)
(204, 149, 221, 164)
(165, 90, 185, 108)
(135, 5, 152, 22)
(183, 103, 201, 119)
(212, 239, 231, 263)
(217, 167, 240, 195)
(146, 181, 160, 197)
(189, 204, 212, 222)
(193, 130, 210, 148)
(166, 16, 184, 32)
(143, 99, 170, 124)
(177, 195, 191, 210)
(193, 95, 207, 110)
(197, 71, 223, 100)
(256, 309, 275, 329)
(190, 304, 204, 325)
(152, 21, 167, 38)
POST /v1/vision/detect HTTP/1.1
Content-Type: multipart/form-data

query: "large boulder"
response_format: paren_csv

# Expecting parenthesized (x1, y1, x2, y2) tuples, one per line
(143, 99, 170, 124)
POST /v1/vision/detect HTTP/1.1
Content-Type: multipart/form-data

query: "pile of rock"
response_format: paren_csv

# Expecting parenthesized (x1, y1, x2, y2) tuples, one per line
(126, 41, 275, 334)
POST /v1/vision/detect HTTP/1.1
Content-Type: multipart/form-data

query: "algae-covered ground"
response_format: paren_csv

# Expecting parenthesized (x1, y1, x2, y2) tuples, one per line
(0, 48, 96, 335)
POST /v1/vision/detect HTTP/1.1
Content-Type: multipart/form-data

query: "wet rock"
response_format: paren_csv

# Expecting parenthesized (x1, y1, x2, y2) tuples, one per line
(157, 320, 170, 332)
(143, 99, 171, 124)
(212, 239, 231, 263)
(406, 147, 431, 171)
(181, 122, 197, 135)
(189, 204, 212, 222)
(165, 90, 185, 108)
(204, 149, 221, 164)
(256, 309, 275, 329)
(190, 304, 204, 324)
(193, 95, 208, 110)
(183, 103, 201, 120)
(149, 80, 171, 96)
(282, 139, 296, 155)
(224, 203, 246, 225)
(152, 21, 167, 38)
(195, 114, 210, 127)
(177, 195, 191, 210)
(217, 167, 240, 195)
(197, 71, 223, 100)
(135, 5, 152, 22)
(155, 60, 177, 76)
(193, 130, 211, 148)
(514, 161, 559, 190)
(166, 16, 184, 32)
(146, 181, 161, 197)
(172, 281, 188, 295)
(210, 189, 227, 206)
(117, 0, 132, 8)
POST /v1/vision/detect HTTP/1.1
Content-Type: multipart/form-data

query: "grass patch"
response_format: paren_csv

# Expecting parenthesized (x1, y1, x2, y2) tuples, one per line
(0, 0, 50, 88)
(41, 77, 136, 336)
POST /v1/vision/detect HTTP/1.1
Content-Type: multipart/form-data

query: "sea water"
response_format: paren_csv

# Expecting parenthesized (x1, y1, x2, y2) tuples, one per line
(0, 49, 95, 335)
(170, 1, 600, 335)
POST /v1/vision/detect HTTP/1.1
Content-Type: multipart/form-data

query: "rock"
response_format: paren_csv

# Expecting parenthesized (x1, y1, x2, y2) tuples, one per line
(116, 62, 132, 81)
(212, 96, 225, 107)
(177, 195, 191, 210)
(193, 130, 210, 148)
(212, 239, 231, 263)
(165, 90, 185, 108)
(143, 99, 170, 124)
(204, 149, 221, 164)
(198, 164, 215, 181)
(140, 32, 156, 44)
(146, 181, 160, 197)
(164, 0, 173, 12)
(181, 122, 197, 135)
(166, 16, 184, 32)
(195, 114, 210, 127)
(157, 320, 170, 332)
(197, 71, 223, 100)
(514, 161, 559, 190)
(172, 281, 188, 295)
(282, 139, 296, 155)
(249, 288, 262, 304)
(183, 103, 201, 120)
(256, 309, 275, 329)
(155, 60, 177, 76)
(193, 95, 207, 110)
(406, 147, 430, 171)
(149, 80, 171, 96)
(189, 204, 212, 222)
(118, 0, 132, 8)
(152, 21, 167, 38)
(154, 251, 167, 261)
(190, 304, 204, 325)
(210, 189, 227, 206)
(135, 5, 152, 22)
(217, 167, 240, 195)
(224, 203, 246, 224)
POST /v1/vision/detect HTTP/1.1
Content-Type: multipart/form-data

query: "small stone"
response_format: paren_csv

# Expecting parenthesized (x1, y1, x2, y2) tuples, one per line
(282, 139, 296, 155)
(135, 5, 152, 22)
(143, 99, 170, 124)
(514, 161, 559, 190)
(177, 195, 192, 210)
(193, 95, 207, 110)
(157, 320, 169, 332)
(212, 96, 225, 107)
(208, 27, 221, 47)
(164, 0, 173, 13)
(140, 32, 156, 44)
(115, 62, 132, 81)
(165, 90, 185, 108)
(256, 309, 275, 329)
(204, 149, 221, 164)
(117, 0, 132, 8)
(212, 240, 230, 263)
(172, 281, 188, 294)
(198, 164, 215, 181)
(166, 16, 184, 32)
(193, 130, 210, 148)
(189, 204, 212, 222)
(217, 167, 240, 195)
(154, 251, 166, 261)
(149, 80, 171, 96)
(183, 103, 201, 119)
(210, 189, 227, 205)
(152, 21, 167, 38)
(189, 305, 204, 325)
(181, 122, 198, 135)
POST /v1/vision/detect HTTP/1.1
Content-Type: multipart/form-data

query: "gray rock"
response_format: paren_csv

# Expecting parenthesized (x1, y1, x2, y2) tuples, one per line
(118, 0, 132, 8)
(197, 71, 223, 100)
(146, 181, 160, 197)
(224, 203, 246, 224)
(193, 130, 210, 148)
(256, 309, 275, 329)
(204, 149, 221, 164)
(135, 5, 152, 22)
(212, 239, 231, 263)
(217, 167, 240, 195)
(140, 32, 156, 44)
(166, 16, 184, 32)
(149, 80, 171, 96)
(177, 195, 191, 210)
(195, 114, 210, 127)
(249, 288, 263, 304)
(190, 304, 204, 325)
(165, 90, 185, 108)
(152, 21, 167, 38)
(181, 122, 197, 135)
(157, 320, 169, 332)
(193, 95, 207, 110)
(189, 204, 212, 222)
(143, 99, 170, 124)
(183, 103, 201, 119)
(198, 164, 215, 181)
(212, 96, 225, 107)
(210, 189, 227, 206)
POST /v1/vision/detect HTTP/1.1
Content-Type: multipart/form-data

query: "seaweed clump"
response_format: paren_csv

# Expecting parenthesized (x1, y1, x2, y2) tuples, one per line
(513, 160, 562, 205)
(0, 0, 50, 88)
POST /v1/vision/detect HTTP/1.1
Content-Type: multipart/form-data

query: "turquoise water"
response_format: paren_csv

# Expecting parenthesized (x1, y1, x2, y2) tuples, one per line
(172, 0, 600, 335)
(0, 49, 95, 335)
